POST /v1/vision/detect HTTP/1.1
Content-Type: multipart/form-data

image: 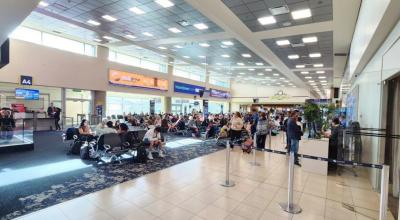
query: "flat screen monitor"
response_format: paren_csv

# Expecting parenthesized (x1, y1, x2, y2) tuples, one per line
(15, 88, 40, 100)
(0, 39, 10, 69)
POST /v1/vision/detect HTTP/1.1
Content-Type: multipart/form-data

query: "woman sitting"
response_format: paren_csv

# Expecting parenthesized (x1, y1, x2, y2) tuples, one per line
(78, 119, 95, 141)
(143, 126, 165, 160)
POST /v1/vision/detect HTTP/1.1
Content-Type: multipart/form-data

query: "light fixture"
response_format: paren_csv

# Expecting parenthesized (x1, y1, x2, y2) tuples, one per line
(168, 27, 182, 33)
(103, 36, 113, 40)
(194, 23, 208, 30)
(198, 55, 206, 58)
(318, 76, 326, 79)
(174, 45, 183, 49)
(301, 71, 309, 74)
(158, 46, 167, 50)
(220, 45, 228, 49)
(310, 83, 317, 86)
(87, 20, 101, 26)
(320, 80, 327, 83)
(222, 41, 234, 46)
(302, 36, 318, 43)
(199, 43, 210, 47)
(129, 7, 145, 14)
(313, 63, 324, 68)
(237, 62, 244, 66)
(39, 1, 49, 7)
(221, 54, 230, 58)
(316, 70, 325, 74)
(291, 8, 312, 20)
(257, 16, 276, 25)
(257, 73, 264, 76)
(216, 63, 222, 65)
(242, 54, 251, 58)
(321, 83, 328, 86)
(305, 76, 312, 79)
(201, 63, 208, 65)
(276, 40, 290, 46)
(273, 73, 279, 76)
(280, 78, 285, 80)
(256, 63, 264, 66)
(309, 53, 321, 58)
(308, 80, 315, 83)
(143, 32, 153, 37)
(125, 34, 136, 39)
(102, 15, 117, 22)
(183, 56, 190, 59)
(265, 68, 272, 71)
(296, 65, 305, 68)
(155, 0, 174, 8)
(248, 68, 255, 71)
(288, 54, 299, 59)
(239, 72, 246, 75)
(93, 38, 102, 42)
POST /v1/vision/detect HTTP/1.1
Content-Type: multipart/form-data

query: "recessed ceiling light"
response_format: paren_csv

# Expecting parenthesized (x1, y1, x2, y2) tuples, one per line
(168, 27, 182, 33)
(39, 1, 49, 7)
(221, 54, 230, 58)
(220, 45, 228, 49)
(313, 63, 324, 67)
(143, 32, 153, 37)
(103, 36, 113, 40)
(201, 63, 208, 65)
(310, 83, 317, 86)
(316, 70, 325, 74)
(273, 73, 279, 76)
(301, 71, 309, 74)
(320, 80, 327, 83)
(183, 56, 190, 59)
(240, 54, 251, 58)
(174, 45, 183, 49)
(199, 43, 210, 47)
(265, 68, 272, 71)
(222, 41, 234, 46)
(93, 38, 102, 42)
(102, 15, 117, 22)
(296, 65, 305, 68)
(291, 8, 312, 20)
(318, 76, 326, 79)
(276, 82, 282, 85)
(194, 23, 208, 30)
(321, 83, 328, 86)
(309, 53, 321, 58)
(239, 72, 246, 75)
(257, 73, 264, 76)
(87, 20, 101, 26)
(216, 63, 222, 65)
(288, 54, 299, 59)
(248, 68, 255, 71)
(308, 80, 315, 83)
(302, 36, 318, 43)
(256, 63, 264, 66)
(276, 40, 290, 46)
(155, 0, 174, 8)
(237, 63, 244, 66)
(160, 55, 167, 58)
(305, 76, 312, 79)
(158, 46, 167, 50)
(129, 7, 145, 15)
(257, 16, 276, 25)
(125, 34, 136, 39)
(198, 55, 206, 58)
(280, 78, 285, 80)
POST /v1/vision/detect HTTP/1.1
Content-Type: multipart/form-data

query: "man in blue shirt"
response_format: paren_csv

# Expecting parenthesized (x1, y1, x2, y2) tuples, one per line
(251, 109, 259, 136)
(287, 111, 302, 166)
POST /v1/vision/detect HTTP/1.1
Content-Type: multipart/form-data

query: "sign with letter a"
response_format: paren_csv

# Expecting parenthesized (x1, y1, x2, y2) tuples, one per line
(20, 75, 33, 85)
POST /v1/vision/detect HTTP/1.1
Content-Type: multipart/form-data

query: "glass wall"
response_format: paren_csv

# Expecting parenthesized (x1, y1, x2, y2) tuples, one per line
(209, 75, 230, 88)
(171, 98, 203, 115)
(173, 59, 206, 82)
(65, 89, 92, 125)
(108, 50, 168, 73)
(10, 26, 96, 57)
(209, 101, 229, 114)
(106, 92, 164, 116)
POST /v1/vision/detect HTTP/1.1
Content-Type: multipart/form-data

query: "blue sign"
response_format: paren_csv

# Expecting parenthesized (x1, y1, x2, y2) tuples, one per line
(15, 88, 40, 100)
(210, 89, 230, 99)
(174, 81, 205, 95)
(20, 75, 33, 85)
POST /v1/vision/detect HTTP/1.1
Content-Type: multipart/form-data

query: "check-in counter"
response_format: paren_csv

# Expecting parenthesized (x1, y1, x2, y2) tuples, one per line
(13, 112, 55, 131)
(299, 138, 329, 175)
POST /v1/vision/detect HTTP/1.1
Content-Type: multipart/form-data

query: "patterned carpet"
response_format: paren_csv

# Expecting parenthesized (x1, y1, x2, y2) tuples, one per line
(0, 135, 223, 220)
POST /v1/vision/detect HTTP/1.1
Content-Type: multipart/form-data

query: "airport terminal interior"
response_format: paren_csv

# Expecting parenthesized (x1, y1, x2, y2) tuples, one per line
(0, 0, 400, 219)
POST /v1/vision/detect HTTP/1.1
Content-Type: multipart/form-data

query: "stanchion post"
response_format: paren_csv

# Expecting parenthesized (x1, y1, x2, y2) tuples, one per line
(249, 133, 260, 166)
(221, 140, 235, 187)
(279, 151, 302, 214)
(379, 165, 389, 220)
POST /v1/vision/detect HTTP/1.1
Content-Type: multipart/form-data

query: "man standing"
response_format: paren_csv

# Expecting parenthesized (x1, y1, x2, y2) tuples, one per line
(47, 103, 55, 118)
(287, 111, 302, 166)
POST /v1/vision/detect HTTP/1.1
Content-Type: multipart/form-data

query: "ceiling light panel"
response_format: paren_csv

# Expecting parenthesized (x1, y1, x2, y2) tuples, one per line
(194, 23, 208, 30)
(155, 0, 174, 8)
(102, 15, 117, 22)
(276, 40, 290, 46)
(258, 16, 276, 25)
(87, 19, 100, 26)
(129, 7, 145, 15)
(291, 9, 312, 20)
(168, 27, 182, 33)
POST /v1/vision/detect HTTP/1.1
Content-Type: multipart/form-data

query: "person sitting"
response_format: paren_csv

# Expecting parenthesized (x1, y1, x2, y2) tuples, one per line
(0, 110, 15, 140)
(95, 118, 107, 136)
(187, 116, 200, 137)
(78, 119, 96, 141)
(218, 122, 230, 139)
(143, 126, 165, 160)
(160, 115, 169, 133)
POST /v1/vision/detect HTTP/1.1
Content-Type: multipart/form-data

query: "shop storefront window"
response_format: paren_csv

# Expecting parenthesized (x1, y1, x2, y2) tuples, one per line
(106, 92, 163, 116)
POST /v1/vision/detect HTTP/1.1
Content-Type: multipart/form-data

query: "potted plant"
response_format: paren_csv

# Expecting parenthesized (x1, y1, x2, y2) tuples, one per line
(303, 102, 322, 138)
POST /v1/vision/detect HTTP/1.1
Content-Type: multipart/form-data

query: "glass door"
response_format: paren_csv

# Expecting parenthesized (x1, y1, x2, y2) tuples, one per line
(65, 89, 92, 126)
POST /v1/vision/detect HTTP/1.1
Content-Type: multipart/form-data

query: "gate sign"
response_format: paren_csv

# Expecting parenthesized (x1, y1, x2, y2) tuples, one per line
(174, 81, 205, 95)
(20, 75, 33, 85)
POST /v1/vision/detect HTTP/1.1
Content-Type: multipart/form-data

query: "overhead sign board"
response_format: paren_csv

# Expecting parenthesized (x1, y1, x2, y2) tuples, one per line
(20, 75, 33, 85)
(109, 69, 168, 91)
(174, 81, 205, 95)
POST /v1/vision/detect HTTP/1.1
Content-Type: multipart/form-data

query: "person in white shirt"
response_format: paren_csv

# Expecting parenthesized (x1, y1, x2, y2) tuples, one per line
(143, 126, 165, 159)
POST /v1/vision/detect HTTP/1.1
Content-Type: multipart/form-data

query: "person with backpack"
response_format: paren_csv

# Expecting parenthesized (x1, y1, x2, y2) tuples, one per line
(256, 112, 268, 150)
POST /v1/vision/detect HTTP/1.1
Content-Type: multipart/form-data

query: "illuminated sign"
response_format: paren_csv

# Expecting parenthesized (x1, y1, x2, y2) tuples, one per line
(210, 89, 230, 99)
(109, 69, 168, 91)
(174, 81, 205, 95)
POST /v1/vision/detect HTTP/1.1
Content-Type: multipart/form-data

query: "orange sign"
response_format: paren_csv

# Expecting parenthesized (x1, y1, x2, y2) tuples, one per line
(109, 69, 168, 91)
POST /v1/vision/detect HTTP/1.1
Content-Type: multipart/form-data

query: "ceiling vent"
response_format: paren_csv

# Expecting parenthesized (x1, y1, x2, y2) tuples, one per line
(269, 5, 290, 16)
(177, 20, 190, 27)
(291, 43, 305, 47)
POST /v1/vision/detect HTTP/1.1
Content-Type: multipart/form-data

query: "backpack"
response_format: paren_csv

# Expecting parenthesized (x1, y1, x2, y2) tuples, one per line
(134, 146, 147, 163)
(80, 142, 89, 159)
(70, 140, 83, 155)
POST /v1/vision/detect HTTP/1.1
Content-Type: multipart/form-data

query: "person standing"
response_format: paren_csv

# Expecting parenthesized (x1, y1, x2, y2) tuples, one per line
(230, 112, 244, 148)
(256, 112, 268, 150)
(287, 111, 302, 166)
(47, 103, 55, 118)
(54, 107, 61, 131)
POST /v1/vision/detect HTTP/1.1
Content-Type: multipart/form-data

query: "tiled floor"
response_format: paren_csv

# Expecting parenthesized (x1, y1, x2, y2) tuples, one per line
(16, 134, 395, 220)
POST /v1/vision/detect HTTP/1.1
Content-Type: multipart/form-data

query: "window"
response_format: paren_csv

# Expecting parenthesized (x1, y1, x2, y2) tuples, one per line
(108, 50, 167, 73)
(10, 26, 96, 57)
(106, 92, 163, 115)
(173, 60, 206, 82)
(210, 76, 230, 88)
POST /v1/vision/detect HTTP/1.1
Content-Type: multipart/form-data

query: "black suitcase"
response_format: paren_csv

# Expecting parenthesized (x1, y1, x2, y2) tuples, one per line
(134, 146, 147, 163)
